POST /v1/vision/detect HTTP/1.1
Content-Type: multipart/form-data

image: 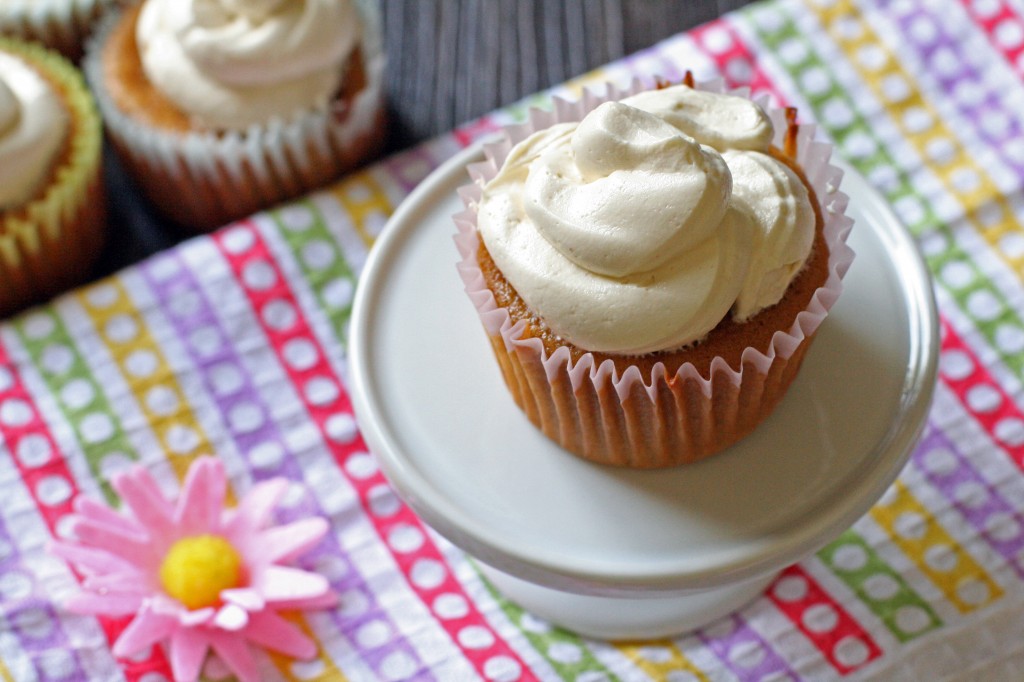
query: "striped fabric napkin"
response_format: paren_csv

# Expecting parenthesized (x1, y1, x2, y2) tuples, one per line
(3, 0, 1024, 679)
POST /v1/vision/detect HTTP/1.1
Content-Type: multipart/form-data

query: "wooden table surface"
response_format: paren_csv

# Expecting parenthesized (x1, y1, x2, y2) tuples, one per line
(97, 0, 754, 276)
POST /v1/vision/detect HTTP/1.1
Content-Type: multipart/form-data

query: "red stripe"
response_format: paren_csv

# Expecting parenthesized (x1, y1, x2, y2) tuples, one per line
(768, 565, 883, 674)
(214, 222, 537, 681)
(690, 18, 788, 104)
(0, 342, 172, 680)
(939, 319, 1024, 465)
(961, 0, 1024, 76)
(454, 114, 502, 148)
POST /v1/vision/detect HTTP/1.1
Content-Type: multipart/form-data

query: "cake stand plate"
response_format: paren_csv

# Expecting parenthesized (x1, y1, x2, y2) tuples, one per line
(348, 144, 939, 639)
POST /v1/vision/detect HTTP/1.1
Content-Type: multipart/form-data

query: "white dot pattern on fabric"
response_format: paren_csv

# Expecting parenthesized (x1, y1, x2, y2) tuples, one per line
(410, 558, 446, 590)
(105, 315, 139, 344)
(15, 607, 54, 639)
(290, 658, 325, 681)
(773, 575, 808, 602)
(243, 260, 277, 291)
(1, 399, 33, 427)
(368, 485, 400, 518)
(250, 441, 285, 469)
(863, 573, 900, 601)
(940, 350, 973, 380)
(967, 290, 1002, 321)
(322, 278, 354, 310)
(833, 636, 870, 668)
(302, 241, 336, 271)
(388, 524, 425, 553)
(995, 417, 1024, 447)
(778, 39, 808, 65)
(800, 67, 830, 96)
(701, 25, 732, 54)
(923, 447, 958, 476)
(189, 327, 223, 359)
(956, 578, 990, 606)
(325, 413, 358, 443)
(228, 403, 264, 434)
(728, 640, 766, 669)
(483, 655, 522, 682)
(924, 544, 958, 573)
(637, 647, 672, 663)
(41, 344, 74, 376)
(345, 452, 378, 479)
(79, 413, 114, 444)
(57, 374, 95, 410)
(547, 643, 582, 664)
(283, 338, 318, 371)
(832, 544, 868, 572)
(17, 435, 51, 468)
(0, 572, 33, 600)
(355, 620, 391, 649)
(145, 386, 179, 417)
(665, 672, 701, 682)
(304, 377, 340, 406)
(458, 625, 495, 650)
(380, 651, 417, 681)
(210, 363, 245, 396)
(954, 481, 989, 509)
(996, 18, 1024, 48)
(165, 425, 200, 455)
(940, 261, 973, 289)
(38, 649, 77, 680)
(125, 350, 158, 378)
(894, 511, 927, 539)
(100, 453, 133, 479)
(894, 605, 932, 634)
(802, 604, 839, 633)
(262, 300, 298, 331)
(279, 205, 315, 232)
(999, 232, 1024, 259)
(996, 324, 1024, 353)
(22, 313, 56, 340)
(222, 227, 255, 253)
(0, 366, 11, 392)
(434, 593, 469, 619)
(986, 513, 1021, 542)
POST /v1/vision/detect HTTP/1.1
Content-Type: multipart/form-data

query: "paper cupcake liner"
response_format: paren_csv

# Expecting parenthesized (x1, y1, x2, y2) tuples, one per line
(0, 0, 119, 60)
(0, 38, 106, 318)
(82, 6, 387, 232)
(455, 77, 855, 468)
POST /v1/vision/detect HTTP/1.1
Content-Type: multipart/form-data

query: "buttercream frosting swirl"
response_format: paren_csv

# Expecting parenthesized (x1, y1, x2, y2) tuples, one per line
(476, 85, 817, 355)
(136, 0, 359, 130)
(0, 52, 68, 210)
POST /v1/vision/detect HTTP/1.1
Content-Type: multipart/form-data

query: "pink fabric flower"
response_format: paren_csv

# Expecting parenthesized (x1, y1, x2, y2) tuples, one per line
(51, 457, 337, 682)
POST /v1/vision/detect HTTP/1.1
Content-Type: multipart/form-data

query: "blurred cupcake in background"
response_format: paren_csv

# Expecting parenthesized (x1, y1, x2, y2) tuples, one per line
(84, 0, 387, 232)
(0, 37, 106, 318)
(0, 0, 121, 60)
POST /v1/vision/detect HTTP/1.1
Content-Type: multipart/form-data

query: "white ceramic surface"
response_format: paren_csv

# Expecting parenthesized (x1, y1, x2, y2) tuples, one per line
(349, 145, 938, 614)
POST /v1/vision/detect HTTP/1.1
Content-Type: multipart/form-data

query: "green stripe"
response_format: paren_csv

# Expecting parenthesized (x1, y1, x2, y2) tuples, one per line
(473, 563, 625, 681)
(268, 199, 360, 351)
(746, 4, 1024, 377)
(819, 530, 943, 642)
(15, 310, 138, 505)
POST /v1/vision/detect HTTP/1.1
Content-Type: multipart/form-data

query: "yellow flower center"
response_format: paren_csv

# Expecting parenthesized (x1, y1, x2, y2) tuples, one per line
(159, 535, 242, 610)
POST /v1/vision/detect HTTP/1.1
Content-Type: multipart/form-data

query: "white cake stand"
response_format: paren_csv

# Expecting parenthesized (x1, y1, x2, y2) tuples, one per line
(348, 144, 938, 639)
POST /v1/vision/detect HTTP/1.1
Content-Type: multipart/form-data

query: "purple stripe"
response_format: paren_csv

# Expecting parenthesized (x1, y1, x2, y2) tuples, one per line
(140, 251, 434, 679)
(0, 517, 89, 681)
(699, 613, 799, 681)
(913, 424, 1024, 576)
(878, 0, 1024, 173)
(380, 146, 442, 194)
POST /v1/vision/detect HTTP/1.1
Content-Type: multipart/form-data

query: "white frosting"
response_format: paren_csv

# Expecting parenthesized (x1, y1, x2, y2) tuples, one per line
(0, 52, 68, 210)
(477, 86, 817, 355)
(136, 0, 359, 130)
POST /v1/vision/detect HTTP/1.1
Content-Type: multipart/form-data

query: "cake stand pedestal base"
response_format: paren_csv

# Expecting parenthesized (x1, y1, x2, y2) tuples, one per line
(478, 562, 779, 640)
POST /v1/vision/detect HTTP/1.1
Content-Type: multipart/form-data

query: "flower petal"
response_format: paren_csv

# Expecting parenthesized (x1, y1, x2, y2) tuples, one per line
(213, 603, 249, 631)
(256, 566, 329, 603)
(175, 457, 227, 534)
(82, 572, 151, 595)
(209, 632, 259, 682)
(178, 607, 216, 627)
(69, 520, 156, 569)
(253, 517, 328, 564)
(112, 466, 176, 540)
(221, 588, 264, 612)
(245, 609, 317, 659)
(169, 627, 209, 682)
(112, 609, 178, 658)
(63, 592, 144, 616)
(223, 478, 288, 539)
(264, 589, 339, 612)
(73, 497, 145, 538)
(49, 541, 136, 575)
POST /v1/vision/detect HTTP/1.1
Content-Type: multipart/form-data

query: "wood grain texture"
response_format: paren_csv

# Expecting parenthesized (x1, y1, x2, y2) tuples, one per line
(380, 0, 755, 150)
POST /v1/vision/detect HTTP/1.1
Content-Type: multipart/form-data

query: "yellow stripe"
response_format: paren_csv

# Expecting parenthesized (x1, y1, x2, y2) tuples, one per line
(816, 0, 1024, 271)
(0, 657, 15, 682)
(77, 281, 347, 682)
(871, 481, 1002, 613)
(327, 171, 391, 248)
(617, 641, 709, 681)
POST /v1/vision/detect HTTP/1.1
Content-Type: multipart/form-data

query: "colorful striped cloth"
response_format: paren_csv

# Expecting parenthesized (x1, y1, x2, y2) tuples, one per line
(4, 0, 1024, 679)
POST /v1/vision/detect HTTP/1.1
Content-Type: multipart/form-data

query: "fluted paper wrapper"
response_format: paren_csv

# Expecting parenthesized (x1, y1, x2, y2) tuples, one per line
(83, 7, 386, 233)
(0, 38, 106, 317)
(455, 78, 855, 468)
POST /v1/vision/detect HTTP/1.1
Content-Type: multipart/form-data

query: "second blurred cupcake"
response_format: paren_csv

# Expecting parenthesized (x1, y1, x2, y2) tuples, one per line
(84, 0, 387, 232)
(0, 0, 121, 60)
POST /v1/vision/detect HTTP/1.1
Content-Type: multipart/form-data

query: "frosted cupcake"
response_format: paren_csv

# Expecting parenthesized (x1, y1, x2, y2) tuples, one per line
(0, 0, 120, 60)
(84, 0, 386, 231)
(0, 37, 105, 317)
(455, 80, 853, 468)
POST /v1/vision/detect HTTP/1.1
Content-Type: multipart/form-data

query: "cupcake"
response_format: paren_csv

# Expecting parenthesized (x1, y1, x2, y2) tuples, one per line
(0, 0, 120, 60)
(455, 79, 854, 468)
(83, 0, 386, 232)
(0, 37, 106, 318)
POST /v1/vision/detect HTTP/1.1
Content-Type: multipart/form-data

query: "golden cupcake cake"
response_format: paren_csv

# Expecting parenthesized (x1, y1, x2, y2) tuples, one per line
(0, 37, 106, 318)
(456, 79, 854, 468)
(84, 0, 386, 231)
(0, 0, 120, 60)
